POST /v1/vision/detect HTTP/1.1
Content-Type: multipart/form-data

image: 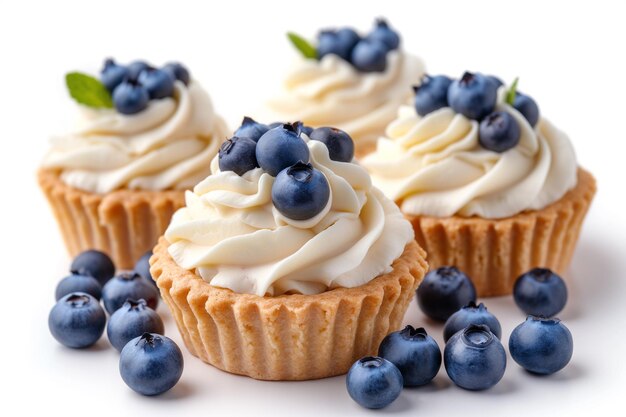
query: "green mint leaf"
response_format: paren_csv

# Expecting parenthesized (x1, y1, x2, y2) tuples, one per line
(65, 72, 114, 109)
(506, 77, 519, 106)
(287, 32, 317, 59)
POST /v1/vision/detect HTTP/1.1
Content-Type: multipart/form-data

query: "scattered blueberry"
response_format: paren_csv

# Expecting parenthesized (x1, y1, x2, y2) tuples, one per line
(478, 111, 521, 153)
(378, 325, 441, 387)
(443, 302, 502, 342)
(268, 122, 283, 129)
(126, 60, 151, 80)
(120, 333, 184, 396)
(346, 356, 403, 409)
(100, 58, 129, 93)
(107, 299, 164, 352)
(162, 62, 190, 86)
(102, 271, 159, 315)
(135, 251, 155, 287)
(509, 316, 573, 375)
(447, 72, 498, 120)
(234, 116, 270, 142)
(413, 75, 453, 116)
(309, 127, 354, 162)
(317, 28, 360, 61)
(513, 93, 540, 127)
(218, 136, 259, 176)
(444, 324, 506, 390)
(351, 39, 388, 73)
(256, 123, 310, 176)
(417, 266, 477, 322)
(272, 162, 330, 220)
(367, 18, 400, 50)
(513, 268, 568, 317)
(137, 68, 174, 99)
(70, 250, 115, 286)
(55, 273, 102, 301)
(48, 293, 106, 348)
(112, 79, 150, 115)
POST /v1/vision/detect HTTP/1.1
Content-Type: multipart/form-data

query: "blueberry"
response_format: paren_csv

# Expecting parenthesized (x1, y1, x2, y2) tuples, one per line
(444, 324, 506, 390)
(218, 136, 259, 176)
(162, 62, 190, 86)
(256, 123, 310, 176)
(316, 28, 360, 61)
(137, 68, 174, 99)
(70, 249, 115, 286)
(269, 122, 314, 136)
(513, 268, 567, 317)
(234, 116, 270, 143)
(102, 271, 159, 315)
(112, 79, 150, 115)
(443, 302, 502, 342)
(126, 60, 151, 80)
(309, 127, 354, 162)
(55, 273, 102, 301)
(509, 316, 573, 375)
(513, 93, 540, 127)
(478, 111, 521, 153)
(351, 39, 388, 73)
(447, 71, 498, 120)
(134, 251, 155, 287)
(413, 75, 453, 116)
(120, 333, 183, 396)
(416, 266, 477, 322)
(367, 18, 400, 50)
(486, 75, 504, 89)
(378, 325, 441, 387)
(100, 58, 129, 93)
(107, 299, 164, 352)
(346, 356, 403, 409)
(48, 293, 106, 348)
(272, 162, 330, 220)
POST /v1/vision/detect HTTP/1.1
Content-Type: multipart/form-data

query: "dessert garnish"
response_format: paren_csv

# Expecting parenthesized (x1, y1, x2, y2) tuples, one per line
(287, 18, 401, 73)
(219, 119, 357, 221)
(65, 58, 191, 115)
(412, 72, 541, 153)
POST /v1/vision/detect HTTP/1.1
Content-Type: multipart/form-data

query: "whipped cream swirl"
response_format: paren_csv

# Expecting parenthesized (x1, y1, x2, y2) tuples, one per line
(165, 139, 414, 296)
(42, 81, 228, 194)
(362, 89, 578, 219)
(262, 51, 424, 153)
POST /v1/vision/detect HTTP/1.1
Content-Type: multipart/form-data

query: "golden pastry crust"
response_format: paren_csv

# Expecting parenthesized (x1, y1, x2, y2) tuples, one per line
(151, 237, 428, 381)
(38, 168, 185, 269)
(404, 168, 596, 296)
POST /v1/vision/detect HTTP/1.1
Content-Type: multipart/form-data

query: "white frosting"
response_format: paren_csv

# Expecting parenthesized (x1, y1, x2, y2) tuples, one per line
(262, 51, 425, 152)
(362, 88, 578, 219)
(42, 81, 228, 194)
(164, 139, 414, 296)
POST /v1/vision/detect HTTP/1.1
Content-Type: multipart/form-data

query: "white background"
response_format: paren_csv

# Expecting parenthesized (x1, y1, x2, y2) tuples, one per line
(1, 0, 625, 416)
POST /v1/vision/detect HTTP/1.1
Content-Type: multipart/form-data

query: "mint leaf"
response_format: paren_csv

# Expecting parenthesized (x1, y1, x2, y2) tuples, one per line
(506, 77, 519, 106)
(65, 72, 113, 109)
(287, 32, 317, 59)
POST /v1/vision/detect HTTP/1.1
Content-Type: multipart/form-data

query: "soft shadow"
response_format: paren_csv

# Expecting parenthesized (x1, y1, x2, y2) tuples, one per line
(151, 380, 195, 401)
(561, 237, 621, 321)
(523, 362, 586, 382)
(476, 377, 517, 396)
(404, 374, 451, 393)
(383, 394, 411, 414)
